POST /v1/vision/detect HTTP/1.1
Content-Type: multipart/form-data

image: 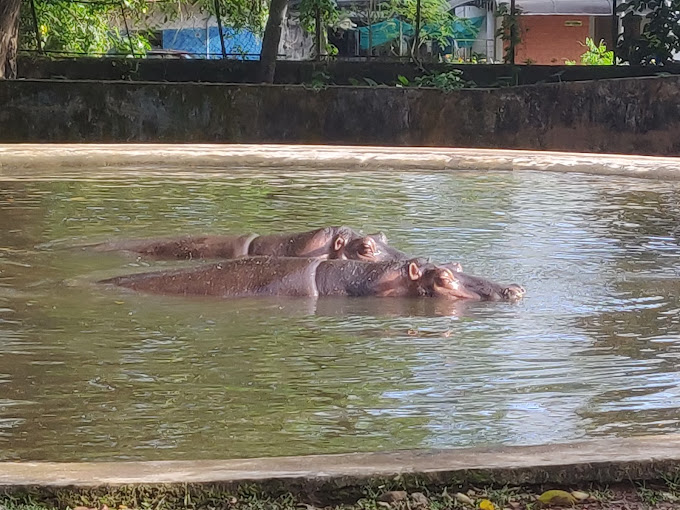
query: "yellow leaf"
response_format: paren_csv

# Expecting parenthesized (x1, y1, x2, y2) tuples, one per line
(69, 197, 87, 202)
(538, 490, 577, 506)
(479, 499, 495, 510)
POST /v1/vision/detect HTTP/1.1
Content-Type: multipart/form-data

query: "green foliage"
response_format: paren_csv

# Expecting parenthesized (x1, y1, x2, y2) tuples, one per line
(565, 37, 614, 65)
(20, 0, 152, 55)
(580, 37, 613, 65)
(388, 0, 472, 54)
(298, 0, 339, 33)
(495, 2, 522, 64)
(617, 0, 680, 64)
(205, 0, 267, 32)
(306, 70, 331, 89)
(413, 70, 469, 91)
(297, 0, 339, 57)
(19, 0, 267, 56)
(405, 69, 473, 91)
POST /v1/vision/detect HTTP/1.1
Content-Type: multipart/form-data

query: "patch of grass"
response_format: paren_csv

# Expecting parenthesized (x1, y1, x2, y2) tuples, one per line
(588, 486, 614, 503)
(475, 485, 523, 507)
(661, 469, 680, 494)
(0, 495, 59, 510)
(637, 483, 663, 506)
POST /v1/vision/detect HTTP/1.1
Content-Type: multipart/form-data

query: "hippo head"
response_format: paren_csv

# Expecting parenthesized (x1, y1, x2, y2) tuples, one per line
(333, 230, 407, 262)
(410, 261, 481, 300)
(502, 284, 526, 301)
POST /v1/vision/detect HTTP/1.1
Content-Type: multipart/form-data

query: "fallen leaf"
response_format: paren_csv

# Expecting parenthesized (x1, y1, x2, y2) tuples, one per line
(455, 492, 474, 505)
(538, 490, 577, 506)
(479, 499, 495, 510)
(570, 491, 589, 501)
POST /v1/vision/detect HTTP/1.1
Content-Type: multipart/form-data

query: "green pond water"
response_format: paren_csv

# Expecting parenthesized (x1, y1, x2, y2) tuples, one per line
(1, 166, 679, 461)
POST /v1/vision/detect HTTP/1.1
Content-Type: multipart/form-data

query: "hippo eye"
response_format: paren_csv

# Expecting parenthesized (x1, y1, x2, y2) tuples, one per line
(436, 270, 457, 286)
(360, 240, 378, 256)
(442, 269, 455, 281)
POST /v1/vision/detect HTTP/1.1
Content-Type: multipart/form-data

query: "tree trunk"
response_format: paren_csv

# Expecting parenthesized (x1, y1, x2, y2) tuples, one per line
(258, 0, 288, 83)
(0, 0, 21, 79)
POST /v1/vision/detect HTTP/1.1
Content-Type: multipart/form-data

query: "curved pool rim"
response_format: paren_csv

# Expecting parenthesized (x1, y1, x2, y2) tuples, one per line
(2, 144, 680, 180)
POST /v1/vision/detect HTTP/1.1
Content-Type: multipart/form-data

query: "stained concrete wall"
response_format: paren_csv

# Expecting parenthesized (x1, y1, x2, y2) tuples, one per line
(17, 56, 680, 86)
(2, 75, 680, 155)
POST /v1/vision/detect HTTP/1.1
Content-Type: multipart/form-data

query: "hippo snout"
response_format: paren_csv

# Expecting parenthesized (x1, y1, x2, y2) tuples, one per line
(502, 284, 526, 300)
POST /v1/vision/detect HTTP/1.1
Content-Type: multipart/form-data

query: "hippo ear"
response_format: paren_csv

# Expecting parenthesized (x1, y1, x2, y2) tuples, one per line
(333, 234, 348, 252)
(408, 261, 422, 281)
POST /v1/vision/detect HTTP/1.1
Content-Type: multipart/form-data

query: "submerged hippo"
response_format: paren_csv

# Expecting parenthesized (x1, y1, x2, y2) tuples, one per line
(99, 257, 523, 301)
(90, 226, 406, 262)
(445, 269, 525, 301)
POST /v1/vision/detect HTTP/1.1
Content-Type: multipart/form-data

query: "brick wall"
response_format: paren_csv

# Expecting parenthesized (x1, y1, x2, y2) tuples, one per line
(515, 16, 591, 65)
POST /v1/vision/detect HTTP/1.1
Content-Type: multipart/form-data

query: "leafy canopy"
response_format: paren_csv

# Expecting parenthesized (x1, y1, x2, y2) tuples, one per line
(19, 0, 267, 56)
(617, 0, 680, 64)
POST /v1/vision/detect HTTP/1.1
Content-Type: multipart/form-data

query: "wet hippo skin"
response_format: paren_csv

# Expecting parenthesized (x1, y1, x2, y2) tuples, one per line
(100, 257, 524, 301)
(90, 226, 407, 262)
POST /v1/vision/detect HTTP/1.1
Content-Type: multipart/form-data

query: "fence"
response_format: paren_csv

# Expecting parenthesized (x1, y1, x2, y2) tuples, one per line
(20, 0, 495, 62)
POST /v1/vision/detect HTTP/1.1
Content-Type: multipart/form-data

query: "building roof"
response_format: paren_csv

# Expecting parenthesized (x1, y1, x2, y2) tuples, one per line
(500, 0, 613, 15)
(334, 0, 613, 16)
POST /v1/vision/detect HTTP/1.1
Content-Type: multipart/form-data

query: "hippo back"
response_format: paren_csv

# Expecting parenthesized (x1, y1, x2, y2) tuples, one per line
(101, 257, 321, 297)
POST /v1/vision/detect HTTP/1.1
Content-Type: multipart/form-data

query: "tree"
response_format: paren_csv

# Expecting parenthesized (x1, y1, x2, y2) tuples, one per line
(258, 0, 288, 83)
(1, 0, 21, 79)
(3, 0, 286, 82)
(19, 0, 152, 56)
(617, 0, 680, 64)
(389, 0, 472, 58)
(19, 0, 266, 57)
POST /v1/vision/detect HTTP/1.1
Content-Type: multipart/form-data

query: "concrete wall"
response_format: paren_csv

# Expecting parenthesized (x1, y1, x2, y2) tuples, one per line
(17, 56, 680, 87)
(2, 76, 680, 155)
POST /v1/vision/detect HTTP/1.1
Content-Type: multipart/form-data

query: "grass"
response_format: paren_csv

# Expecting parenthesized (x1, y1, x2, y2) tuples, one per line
(636, 483, 663, 506)
(587, 486, 614, 503)
(6, 476, 680, 510)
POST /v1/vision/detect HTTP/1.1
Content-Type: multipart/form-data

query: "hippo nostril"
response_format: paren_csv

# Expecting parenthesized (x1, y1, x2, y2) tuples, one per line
(503, 285, 526, 299)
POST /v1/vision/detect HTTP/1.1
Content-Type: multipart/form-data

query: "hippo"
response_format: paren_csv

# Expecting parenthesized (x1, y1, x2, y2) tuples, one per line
(99, 257, 522, 301)
(89, 226, 407, 262)
(444, 269, 525, 301)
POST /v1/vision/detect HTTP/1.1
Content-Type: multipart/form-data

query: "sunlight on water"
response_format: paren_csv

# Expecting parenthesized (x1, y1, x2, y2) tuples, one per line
(0, 167, 679, 461)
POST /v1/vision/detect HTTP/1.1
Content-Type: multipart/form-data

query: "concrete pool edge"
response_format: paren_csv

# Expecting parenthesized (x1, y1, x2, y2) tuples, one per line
(2, 144, 680, 180)
(2, 435, 680, 499)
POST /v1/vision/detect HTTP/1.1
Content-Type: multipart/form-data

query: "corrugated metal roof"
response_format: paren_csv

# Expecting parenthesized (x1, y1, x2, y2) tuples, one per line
(335, 0, 614, 15)
(501, 0, 613, 15)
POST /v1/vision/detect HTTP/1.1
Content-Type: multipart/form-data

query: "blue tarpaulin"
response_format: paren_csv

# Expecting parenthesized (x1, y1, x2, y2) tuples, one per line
(162, 27, 261, 59)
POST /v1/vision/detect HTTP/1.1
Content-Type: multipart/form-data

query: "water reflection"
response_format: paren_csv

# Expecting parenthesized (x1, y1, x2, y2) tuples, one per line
(0, 169, 679, 461)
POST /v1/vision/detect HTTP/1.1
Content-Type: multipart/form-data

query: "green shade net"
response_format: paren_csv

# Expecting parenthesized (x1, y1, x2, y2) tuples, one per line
(356, 16, 484, 50)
